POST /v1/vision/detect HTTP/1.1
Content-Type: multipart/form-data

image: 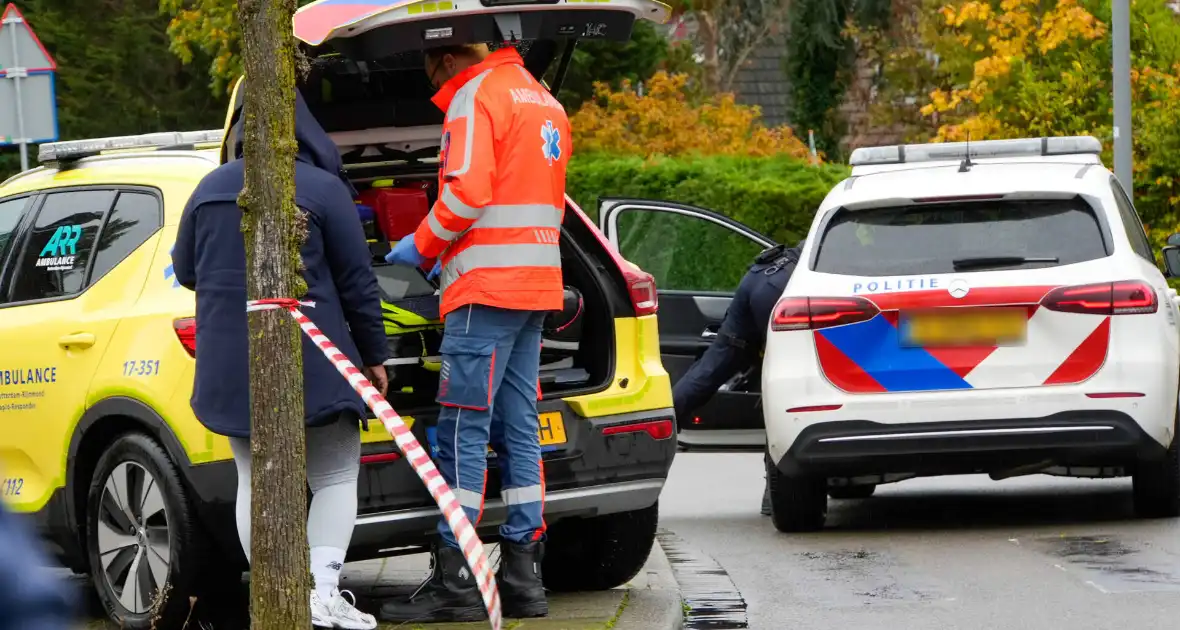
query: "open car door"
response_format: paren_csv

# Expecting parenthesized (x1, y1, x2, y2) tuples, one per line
(599, 199, 777, 451)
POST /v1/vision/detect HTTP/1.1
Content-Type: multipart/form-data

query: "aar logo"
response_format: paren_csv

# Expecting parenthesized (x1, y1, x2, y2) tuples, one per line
(541, 120, 561, 166)
(36, 225, 82, 272)
(164, 245, 181, 288)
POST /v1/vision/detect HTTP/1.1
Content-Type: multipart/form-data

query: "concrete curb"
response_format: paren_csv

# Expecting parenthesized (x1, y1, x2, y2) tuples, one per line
(612, 541, 683, 630)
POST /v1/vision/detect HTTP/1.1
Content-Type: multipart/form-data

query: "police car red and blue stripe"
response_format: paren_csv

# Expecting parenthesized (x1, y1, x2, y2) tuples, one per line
(772, 283, 1151, 395)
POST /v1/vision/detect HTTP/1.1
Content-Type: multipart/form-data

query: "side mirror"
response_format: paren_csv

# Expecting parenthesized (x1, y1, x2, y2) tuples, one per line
(1167, 233, 1180, 248)
(1162, 245, 1180, 278)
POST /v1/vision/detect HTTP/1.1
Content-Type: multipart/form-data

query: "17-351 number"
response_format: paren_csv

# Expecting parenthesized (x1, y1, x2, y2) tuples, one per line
(124, 360, 161, 377)
(2, 478, 22, 496)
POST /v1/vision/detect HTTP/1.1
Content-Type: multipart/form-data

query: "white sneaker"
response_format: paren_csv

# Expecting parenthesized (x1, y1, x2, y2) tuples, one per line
(311, 589, 377, 630)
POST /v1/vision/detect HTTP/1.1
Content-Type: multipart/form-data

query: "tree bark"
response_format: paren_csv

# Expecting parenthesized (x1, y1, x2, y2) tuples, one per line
(698, 10, 722, 94)
(236, 0, 310, 627)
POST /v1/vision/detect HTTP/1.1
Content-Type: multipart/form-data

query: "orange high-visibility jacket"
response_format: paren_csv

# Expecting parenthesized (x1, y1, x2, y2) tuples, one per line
(413, 47, 573, 318)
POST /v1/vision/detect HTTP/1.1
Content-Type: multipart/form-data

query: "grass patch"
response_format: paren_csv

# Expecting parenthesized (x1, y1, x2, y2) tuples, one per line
(600, 590, 630, 629)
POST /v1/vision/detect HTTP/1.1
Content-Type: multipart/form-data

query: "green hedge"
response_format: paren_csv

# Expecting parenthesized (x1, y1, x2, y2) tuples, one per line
(566, 153, 851, 292)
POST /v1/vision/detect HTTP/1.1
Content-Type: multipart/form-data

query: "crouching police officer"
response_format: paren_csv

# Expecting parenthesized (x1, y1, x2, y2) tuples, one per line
(672, 241, 803, 515)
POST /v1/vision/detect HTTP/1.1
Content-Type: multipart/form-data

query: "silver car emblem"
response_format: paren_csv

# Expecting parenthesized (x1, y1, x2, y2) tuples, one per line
(948, 279, 969, 299)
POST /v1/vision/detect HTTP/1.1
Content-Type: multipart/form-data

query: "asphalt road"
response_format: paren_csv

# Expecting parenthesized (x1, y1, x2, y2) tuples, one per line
(658, 452, 1180, 630)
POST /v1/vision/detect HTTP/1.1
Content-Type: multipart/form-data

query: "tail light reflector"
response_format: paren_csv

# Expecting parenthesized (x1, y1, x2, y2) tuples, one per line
(602, 419, 674, 440)
(788, 404, 843, 413)
(173, 318, 196, 357)
(1040, 281, 1157, 315)
(360, 452, 402, 464)
(771, 296, 880, 331)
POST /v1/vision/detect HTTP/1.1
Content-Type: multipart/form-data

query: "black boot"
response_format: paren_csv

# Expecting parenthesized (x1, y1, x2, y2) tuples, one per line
(497, 541, 548, 618)
(378, 545, 487, 623)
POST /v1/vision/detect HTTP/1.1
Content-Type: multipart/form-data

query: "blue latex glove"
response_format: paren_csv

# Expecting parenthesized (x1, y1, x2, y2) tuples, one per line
(427, 260, 442, 282)
(385, 235, 426, 267)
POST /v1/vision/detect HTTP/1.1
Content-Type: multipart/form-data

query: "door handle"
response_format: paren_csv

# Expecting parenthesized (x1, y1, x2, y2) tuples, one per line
(58, 333, 96, 349)
(701, 329, 718, 339)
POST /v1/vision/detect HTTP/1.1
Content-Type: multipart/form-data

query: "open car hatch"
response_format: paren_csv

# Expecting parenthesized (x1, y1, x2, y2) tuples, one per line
(294, 0, 671, 168)
(294, 0, 672, 52)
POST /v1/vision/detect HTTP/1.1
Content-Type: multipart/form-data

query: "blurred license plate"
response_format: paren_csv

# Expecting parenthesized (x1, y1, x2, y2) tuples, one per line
(901, 308, 1027, 347)
(537, 412, 567, 447)
(484, 411, 567, 457)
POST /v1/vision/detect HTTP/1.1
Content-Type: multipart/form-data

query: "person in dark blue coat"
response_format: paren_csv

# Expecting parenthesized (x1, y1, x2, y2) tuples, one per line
(171, 82, 388, 629)
(672, 242, 803, 516)
(0, 499, 77, 630)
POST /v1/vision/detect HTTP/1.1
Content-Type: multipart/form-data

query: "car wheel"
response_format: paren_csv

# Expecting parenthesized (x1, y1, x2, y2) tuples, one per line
(540, 502, 658, 592)
(1132, 421, 1180, 519)
(828, 484, 876, 500)
(85, 433, 209, 629)
(767, 457, 826, 532)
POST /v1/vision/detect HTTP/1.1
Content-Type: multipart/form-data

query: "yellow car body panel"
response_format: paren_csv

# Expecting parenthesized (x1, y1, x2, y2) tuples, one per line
(0, 149, 673, 515)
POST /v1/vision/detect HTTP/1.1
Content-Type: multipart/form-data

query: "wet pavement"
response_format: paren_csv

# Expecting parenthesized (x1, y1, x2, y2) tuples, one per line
(657, 452, 1180, 630)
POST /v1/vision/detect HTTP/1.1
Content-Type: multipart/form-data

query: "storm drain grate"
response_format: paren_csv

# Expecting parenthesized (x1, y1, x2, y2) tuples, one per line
(657, 529, 749, 629)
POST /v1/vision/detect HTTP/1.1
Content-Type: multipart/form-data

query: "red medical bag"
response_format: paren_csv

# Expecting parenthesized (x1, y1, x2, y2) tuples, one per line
(358, 181, 431, 242)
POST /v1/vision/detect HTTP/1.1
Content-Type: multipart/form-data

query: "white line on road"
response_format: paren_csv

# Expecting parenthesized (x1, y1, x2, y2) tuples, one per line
(1085, 580, 1111, 594)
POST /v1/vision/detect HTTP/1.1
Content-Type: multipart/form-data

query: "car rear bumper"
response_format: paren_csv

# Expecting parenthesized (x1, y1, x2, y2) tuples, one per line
(775, 410, 1171, 478)
(34, 405, 676, 568)
(349, 477, 664, 556)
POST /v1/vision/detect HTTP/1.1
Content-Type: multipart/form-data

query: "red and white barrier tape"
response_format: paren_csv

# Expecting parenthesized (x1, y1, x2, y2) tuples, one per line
(247, 297, 502, 630)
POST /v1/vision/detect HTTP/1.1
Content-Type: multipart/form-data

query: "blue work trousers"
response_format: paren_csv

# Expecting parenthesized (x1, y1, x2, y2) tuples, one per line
(434, 304, 547, 548)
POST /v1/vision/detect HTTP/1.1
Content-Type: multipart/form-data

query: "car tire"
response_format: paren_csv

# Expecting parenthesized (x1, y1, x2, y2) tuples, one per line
(540, 502, 659, 592)
(1132, 421, 1180, 519)
(828, 484, 876, 500)
(767, 457, 827, 532)
(85, 433, 211, 629)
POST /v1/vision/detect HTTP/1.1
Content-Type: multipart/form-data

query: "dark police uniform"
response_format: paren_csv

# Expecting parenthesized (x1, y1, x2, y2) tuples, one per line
(671, 242, 802, 514)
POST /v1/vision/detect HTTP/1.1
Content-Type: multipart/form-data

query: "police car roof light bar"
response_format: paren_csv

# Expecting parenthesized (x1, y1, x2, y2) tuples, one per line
(38, 129, 225, 164)
(848, 135, 1103, 167)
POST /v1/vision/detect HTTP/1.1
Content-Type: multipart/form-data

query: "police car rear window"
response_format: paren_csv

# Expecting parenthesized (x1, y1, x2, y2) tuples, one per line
(813, 198, 1109, 277)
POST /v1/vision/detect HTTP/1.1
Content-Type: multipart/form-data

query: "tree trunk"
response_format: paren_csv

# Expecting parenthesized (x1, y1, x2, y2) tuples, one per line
(698, 11, 722, 94)
(236, 0, 310, 627)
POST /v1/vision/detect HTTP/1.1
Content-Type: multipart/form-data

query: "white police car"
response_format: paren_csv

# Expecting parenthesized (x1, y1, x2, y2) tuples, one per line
(759, 136, 1180, 532)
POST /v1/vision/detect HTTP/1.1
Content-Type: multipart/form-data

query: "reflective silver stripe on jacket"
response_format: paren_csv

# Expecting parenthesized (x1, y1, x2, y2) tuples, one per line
(427, 185, 563, 243)
(443, 69, 494, 179)
(440, 243, 561, 292)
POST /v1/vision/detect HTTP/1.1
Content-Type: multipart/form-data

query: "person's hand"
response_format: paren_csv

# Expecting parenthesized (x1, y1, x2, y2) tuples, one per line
(427, 260, 442, 282)
(363, 365, 388, 397)
(384, 235, 426, 267)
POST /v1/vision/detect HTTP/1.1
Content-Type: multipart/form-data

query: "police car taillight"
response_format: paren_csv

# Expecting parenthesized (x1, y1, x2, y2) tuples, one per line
(1040, 281, 1157, 315)
(771, 296, 880, 331)
(174, 318, 197, 357)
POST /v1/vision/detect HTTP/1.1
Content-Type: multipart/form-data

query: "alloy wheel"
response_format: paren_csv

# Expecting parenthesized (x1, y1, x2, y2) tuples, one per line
(96, 461, 171, 614)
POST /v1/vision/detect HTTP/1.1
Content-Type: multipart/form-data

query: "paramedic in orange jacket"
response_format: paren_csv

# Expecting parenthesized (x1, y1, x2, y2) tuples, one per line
(380, 43, 570, 624)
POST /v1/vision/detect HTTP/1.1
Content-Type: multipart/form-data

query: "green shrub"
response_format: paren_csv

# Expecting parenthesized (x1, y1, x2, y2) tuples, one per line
(566, 153, 850, 292)
(567, 153, 850, 242)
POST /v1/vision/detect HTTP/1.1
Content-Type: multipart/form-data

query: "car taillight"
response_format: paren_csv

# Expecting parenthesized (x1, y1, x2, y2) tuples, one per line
(623, 267, 658, 316)
(601, 419, 674, 440)
(771, 296, 880, 331)
(1040, 281, 1157, 315)
(174, 318, 197, 357)
(564, 196, 659, 316)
